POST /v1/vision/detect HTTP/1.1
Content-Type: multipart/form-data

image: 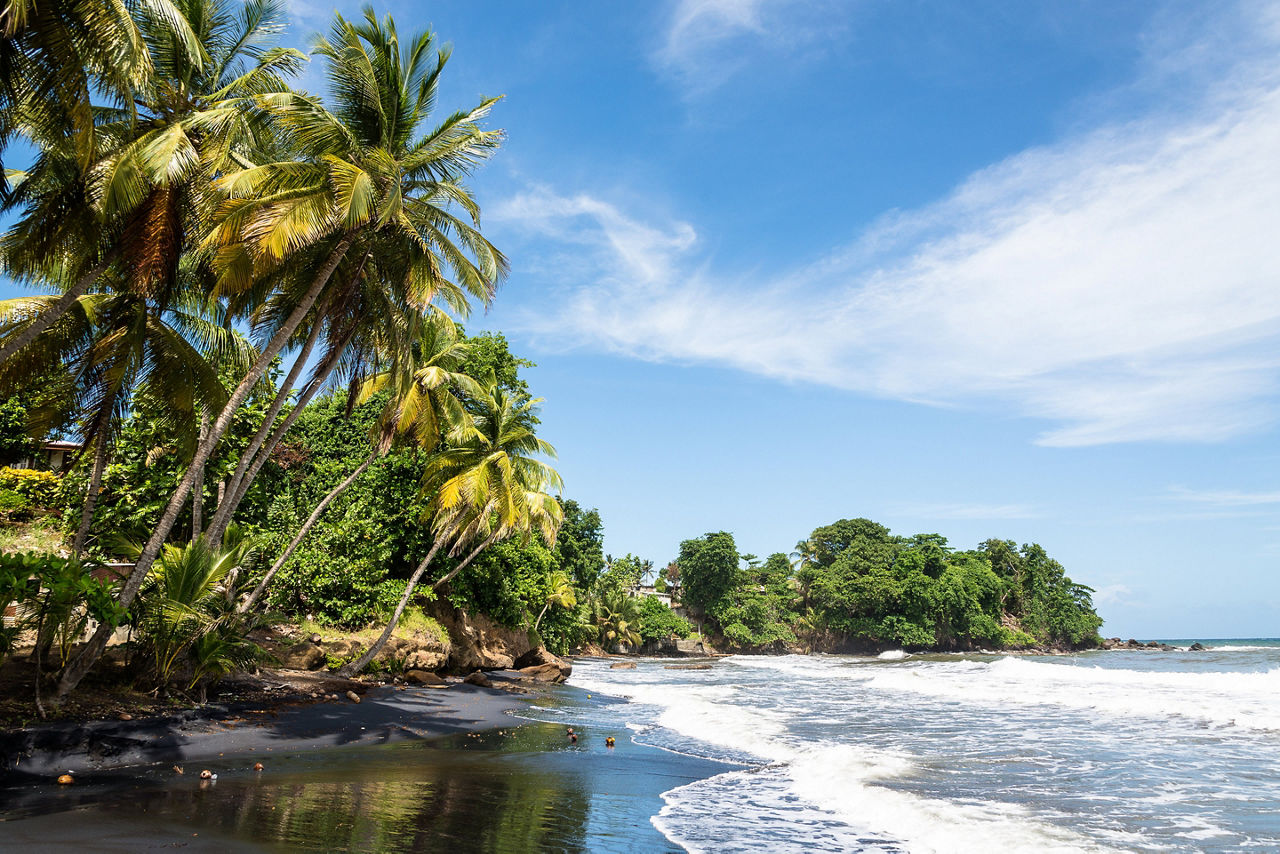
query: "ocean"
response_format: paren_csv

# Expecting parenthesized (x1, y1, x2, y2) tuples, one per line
(534, 640, 1280, 853)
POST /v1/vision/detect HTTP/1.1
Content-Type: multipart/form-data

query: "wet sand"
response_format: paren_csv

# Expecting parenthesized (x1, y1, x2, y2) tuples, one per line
(0, 679, 728, 852)
(1, 677, 526, 780)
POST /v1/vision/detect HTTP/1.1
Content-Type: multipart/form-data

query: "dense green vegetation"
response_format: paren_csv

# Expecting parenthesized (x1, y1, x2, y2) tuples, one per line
(0, 0, 587, 707)
(678, 520, 1102, 652)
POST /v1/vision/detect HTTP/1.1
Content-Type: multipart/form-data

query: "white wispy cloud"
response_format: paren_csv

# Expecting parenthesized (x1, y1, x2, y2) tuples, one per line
(1167, 487, 1280, 506)
(653, 0, 841, 92)
(497, 2, 1280, 447)
(1091, 584, 1132, 606)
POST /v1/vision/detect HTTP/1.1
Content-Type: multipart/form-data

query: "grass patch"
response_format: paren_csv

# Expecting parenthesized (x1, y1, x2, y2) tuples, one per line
(0, 515, 66, 555)
(289, 608, 448, 647)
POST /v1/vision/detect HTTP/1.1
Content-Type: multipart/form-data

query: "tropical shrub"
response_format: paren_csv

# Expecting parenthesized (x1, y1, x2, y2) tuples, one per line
(136, 536, 263, 695)
(636, 595, 690, 644)
(0, 552, 126, 668)
(0, 488, 31, 519)
(0, 467, 60, 506)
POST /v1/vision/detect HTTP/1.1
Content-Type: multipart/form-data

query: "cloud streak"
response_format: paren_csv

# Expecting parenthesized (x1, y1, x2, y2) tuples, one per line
(497, 3, 1280, 447)
(653, 0, 840, 92)
(1167, 487, 1280, 507)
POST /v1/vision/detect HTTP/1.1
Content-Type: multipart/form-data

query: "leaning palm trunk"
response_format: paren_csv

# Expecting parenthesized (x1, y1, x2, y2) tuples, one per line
(206, 319, 322, 540)
(71, 431, 108, 557)
(237, 449, 377, 615)
(70, 383, 120, 556)
(190, 409, 210, 541)
(0, 260, 108, 366)
(206, 328, 352, 545)
(55, 234, 356, 700)
(338, 532, 498, 677)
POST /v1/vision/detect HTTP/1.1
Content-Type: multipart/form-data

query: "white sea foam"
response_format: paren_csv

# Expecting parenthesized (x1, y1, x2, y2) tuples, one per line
(717, 652, 1280, 733)
(786, 743, 1122, 854)
(877, 649, 908, 660)
(579, 660, 1124, 853)
(860, 657, 1280, 733)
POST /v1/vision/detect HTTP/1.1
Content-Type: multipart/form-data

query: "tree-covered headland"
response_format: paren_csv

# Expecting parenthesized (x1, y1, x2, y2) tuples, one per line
(677, 521, 1103, 653)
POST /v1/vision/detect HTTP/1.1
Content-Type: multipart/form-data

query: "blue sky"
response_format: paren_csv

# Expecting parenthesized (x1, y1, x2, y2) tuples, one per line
(15, 0, 1280, 637)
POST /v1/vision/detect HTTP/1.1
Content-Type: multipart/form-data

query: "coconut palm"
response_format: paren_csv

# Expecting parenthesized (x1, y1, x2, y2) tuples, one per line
(57, 8, 505, 699)
(204, 243, 442, 544)
(0, 0, 298, 367)
(533, 570, 576, 633)
(0, 0, 177, 172)
(595, 589, 642, 653)
(236, 311, 474, 614)
(338, 380, 562, 676)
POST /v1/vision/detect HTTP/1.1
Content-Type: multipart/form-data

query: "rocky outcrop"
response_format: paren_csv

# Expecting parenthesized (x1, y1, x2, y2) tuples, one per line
(609, 661, 636, 670)
(428, 601, 533, 671)
(1100, 637, 1177, 651)
(279, 641, 326, 671)
(513, 648, 572, 680)
(510, 648, 572, 683)
(463, 671, 492, 688)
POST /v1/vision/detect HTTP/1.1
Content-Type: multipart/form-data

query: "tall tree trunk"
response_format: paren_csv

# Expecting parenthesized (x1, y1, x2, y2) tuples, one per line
(206, 318, 322, 539)
(205, 327, 353, 546)
(55, 234, 355, 701)
(338, 533, 499, 677)
(533, 601, 550, 633)
(70, 384, 119, 557)
(0, 259, 108, 366)
(71, 432, 108, 557)
(190, 408, 210, 542)
(237, 449, 377, 615)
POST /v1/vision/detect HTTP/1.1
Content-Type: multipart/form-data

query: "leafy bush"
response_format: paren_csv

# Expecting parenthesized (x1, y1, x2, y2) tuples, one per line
(636, 594, 691, 644)
(0, 467, 60, 506)
(0, 551, 127, 668)
(0, 488, 31, 519)
(136, 536, 263, 696)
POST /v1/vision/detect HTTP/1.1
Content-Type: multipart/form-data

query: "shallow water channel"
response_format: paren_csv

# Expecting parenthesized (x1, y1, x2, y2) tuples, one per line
(0, 717, 723, 852)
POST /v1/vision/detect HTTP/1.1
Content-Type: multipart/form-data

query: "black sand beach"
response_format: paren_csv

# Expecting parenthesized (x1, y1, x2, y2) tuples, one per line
(0, 676, 727, 852)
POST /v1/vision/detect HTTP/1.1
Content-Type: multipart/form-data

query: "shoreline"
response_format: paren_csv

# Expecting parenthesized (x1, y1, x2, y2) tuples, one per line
(0, 671, 730, 853)
(0, 671, 534, 782)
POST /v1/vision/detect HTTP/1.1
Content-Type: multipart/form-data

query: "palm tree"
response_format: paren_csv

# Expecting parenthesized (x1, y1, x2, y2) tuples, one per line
(0, 284, 246, 556)
(595, 589, 642, 652)
(0, 0, 296, 367)
(533, 570, 576, 633)
(137, 527, 259, 693)
(236, 311, 474, 614)
(204, 242, 445, 544)
(791, 537, 820, 611)
(0, 0, 179, 175)
(339, 380, 561, 676)
(57, 8, 506, 699)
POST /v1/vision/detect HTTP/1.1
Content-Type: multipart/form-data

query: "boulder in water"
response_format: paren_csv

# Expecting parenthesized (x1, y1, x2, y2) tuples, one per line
(1189, 642, 1206, 651)
(519, 663, 568, 683)
(514, 647, 573, 680)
